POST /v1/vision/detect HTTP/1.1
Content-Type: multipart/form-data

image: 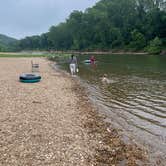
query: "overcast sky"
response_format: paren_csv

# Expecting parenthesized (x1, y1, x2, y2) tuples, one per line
(0, 0, 99, 39)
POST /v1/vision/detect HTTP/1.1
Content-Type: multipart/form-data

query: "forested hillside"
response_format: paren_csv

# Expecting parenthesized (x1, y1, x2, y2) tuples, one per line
(7, 0, 166, 54)
(0, 34, 18, 51)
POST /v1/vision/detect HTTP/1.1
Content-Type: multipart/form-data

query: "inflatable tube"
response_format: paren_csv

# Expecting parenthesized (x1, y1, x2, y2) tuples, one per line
(20, 73, 41, 80)
(20, 78, 41, 83)
(19, 73, 41, 83)
(84, 60, 91, 63)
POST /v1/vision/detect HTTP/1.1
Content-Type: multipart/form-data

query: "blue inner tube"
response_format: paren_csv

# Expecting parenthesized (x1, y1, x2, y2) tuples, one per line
(20, 73, 41, 80)
(19, 73, 41, 83)
(20, 78, 41, 83)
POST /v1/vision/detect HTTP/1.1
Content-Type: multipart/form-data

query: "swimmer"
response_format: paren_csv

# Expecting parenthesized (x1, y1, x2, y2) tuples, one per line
(101, 74, 110, 84)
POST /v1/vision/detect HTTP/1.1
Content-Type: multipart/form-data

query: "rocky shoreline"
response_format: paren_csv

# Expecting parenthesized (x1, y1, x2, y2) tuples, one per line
(70, 78, 149, 165)
(0, 58, 148, 165)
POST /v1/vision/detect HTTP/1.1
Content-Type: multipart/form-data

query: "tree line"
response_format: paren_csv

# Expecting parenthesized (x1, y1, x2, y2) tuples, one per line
(16, 0, 166, 54)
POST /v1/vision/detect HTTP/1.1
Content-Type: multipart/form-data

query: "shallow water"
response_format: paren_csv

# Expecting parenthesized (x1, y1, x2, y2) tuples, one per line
(56, 54, 166, 163)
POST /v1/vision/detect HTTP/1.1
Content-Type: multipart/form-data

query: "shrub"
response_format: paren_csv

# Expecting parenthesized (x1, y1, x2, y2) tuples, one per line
(147, 37, 162, 54)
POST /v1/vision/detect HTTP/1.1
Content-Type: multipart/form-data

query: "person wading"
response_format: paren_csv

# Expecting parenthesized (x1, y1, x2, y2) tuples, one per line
(69, 54, 78, 76)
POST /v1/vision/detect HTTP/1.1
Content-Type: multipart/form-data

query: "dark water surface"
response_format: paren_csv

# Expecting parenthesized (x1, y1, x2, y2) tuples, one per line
(56, 54, 166, 163)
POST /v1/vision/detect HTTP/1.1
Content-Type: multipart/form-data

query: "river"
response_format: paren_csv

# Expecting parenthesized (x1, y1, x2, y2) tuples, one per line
(55, 54, 166, 164)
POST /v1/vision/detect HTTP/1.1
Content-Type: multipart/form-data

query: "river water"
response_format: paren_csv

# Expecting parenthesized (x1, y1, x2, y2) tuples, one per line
(55, 54, 166, 164)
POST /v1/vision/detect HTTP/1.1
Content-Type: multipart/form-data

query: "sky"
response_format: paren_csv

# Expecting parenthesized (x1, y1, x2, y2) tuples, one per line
(0, 0, 99, 39)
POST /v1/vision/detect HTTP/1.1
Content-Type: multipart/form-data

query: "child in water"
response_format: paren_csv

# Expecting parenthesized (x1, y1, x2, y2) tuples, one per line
(101, 74, 110, 84)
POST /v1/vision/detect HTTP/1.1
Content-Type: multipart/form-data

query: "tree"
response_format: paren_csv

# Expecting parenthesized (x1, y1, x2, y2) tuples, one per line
(147, 37, 162, 54)
(16, 0, 166, 53)
(48, 23, 73, 50)
(129, 30, 146, 50)
(39, 33, 49, 50)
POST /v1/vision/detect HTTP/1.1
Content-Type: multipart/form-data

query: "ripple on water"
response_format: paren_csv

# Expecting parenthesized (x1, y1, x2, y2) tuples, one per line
(87, 74, 166, 163)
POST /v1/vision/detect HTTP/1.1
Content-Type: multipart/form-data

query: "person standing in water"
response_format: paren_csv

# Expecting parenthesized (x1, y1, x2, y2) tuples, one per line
(90, 55, 95, 64)
(69, 54, 78, 76)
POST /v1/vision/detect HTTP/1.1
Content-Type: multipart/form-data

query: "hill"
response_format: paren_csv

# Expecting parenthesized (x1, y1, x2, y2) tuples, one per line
(0, 34, 17, 45)
(0, 34, 18, 51)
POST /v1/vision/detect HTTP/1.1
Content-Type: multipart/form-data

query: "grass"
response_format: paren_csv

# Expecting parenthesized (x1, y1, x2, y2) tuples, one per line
(0, 53, 48, 58)
(0, 52, 71, 58)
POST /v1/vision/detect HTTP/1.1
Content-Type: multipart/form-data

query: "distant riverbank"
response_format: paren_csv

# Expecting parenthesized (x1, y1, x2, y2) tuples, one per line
(45, 50, 149, 55)
(0, 50, 148, 57)
(1, 50, 166, 57)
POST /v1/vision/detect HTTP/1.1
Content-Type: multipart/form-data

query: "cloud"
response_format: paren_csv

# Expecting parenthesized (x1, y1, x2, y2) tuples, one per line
(0, 0, 99, 39)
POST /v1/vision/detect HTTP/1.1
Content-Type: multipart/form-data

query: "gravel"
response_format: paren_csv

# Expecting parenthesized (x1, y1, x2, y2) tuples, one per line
(0, 58, 148, 166)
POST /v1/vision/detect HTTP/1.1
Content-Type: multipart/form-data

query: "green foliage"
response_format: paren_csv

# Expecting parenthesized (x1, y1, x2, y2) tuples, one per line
(129, 30, 146, 50)
(0, 44, 6, 52)
(18, 33, 50, 51)
(11, 0, 166, 54)
(0, 34, 17, 45)
(147, 37, 162, 54)
(0, 34, 18, 52)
